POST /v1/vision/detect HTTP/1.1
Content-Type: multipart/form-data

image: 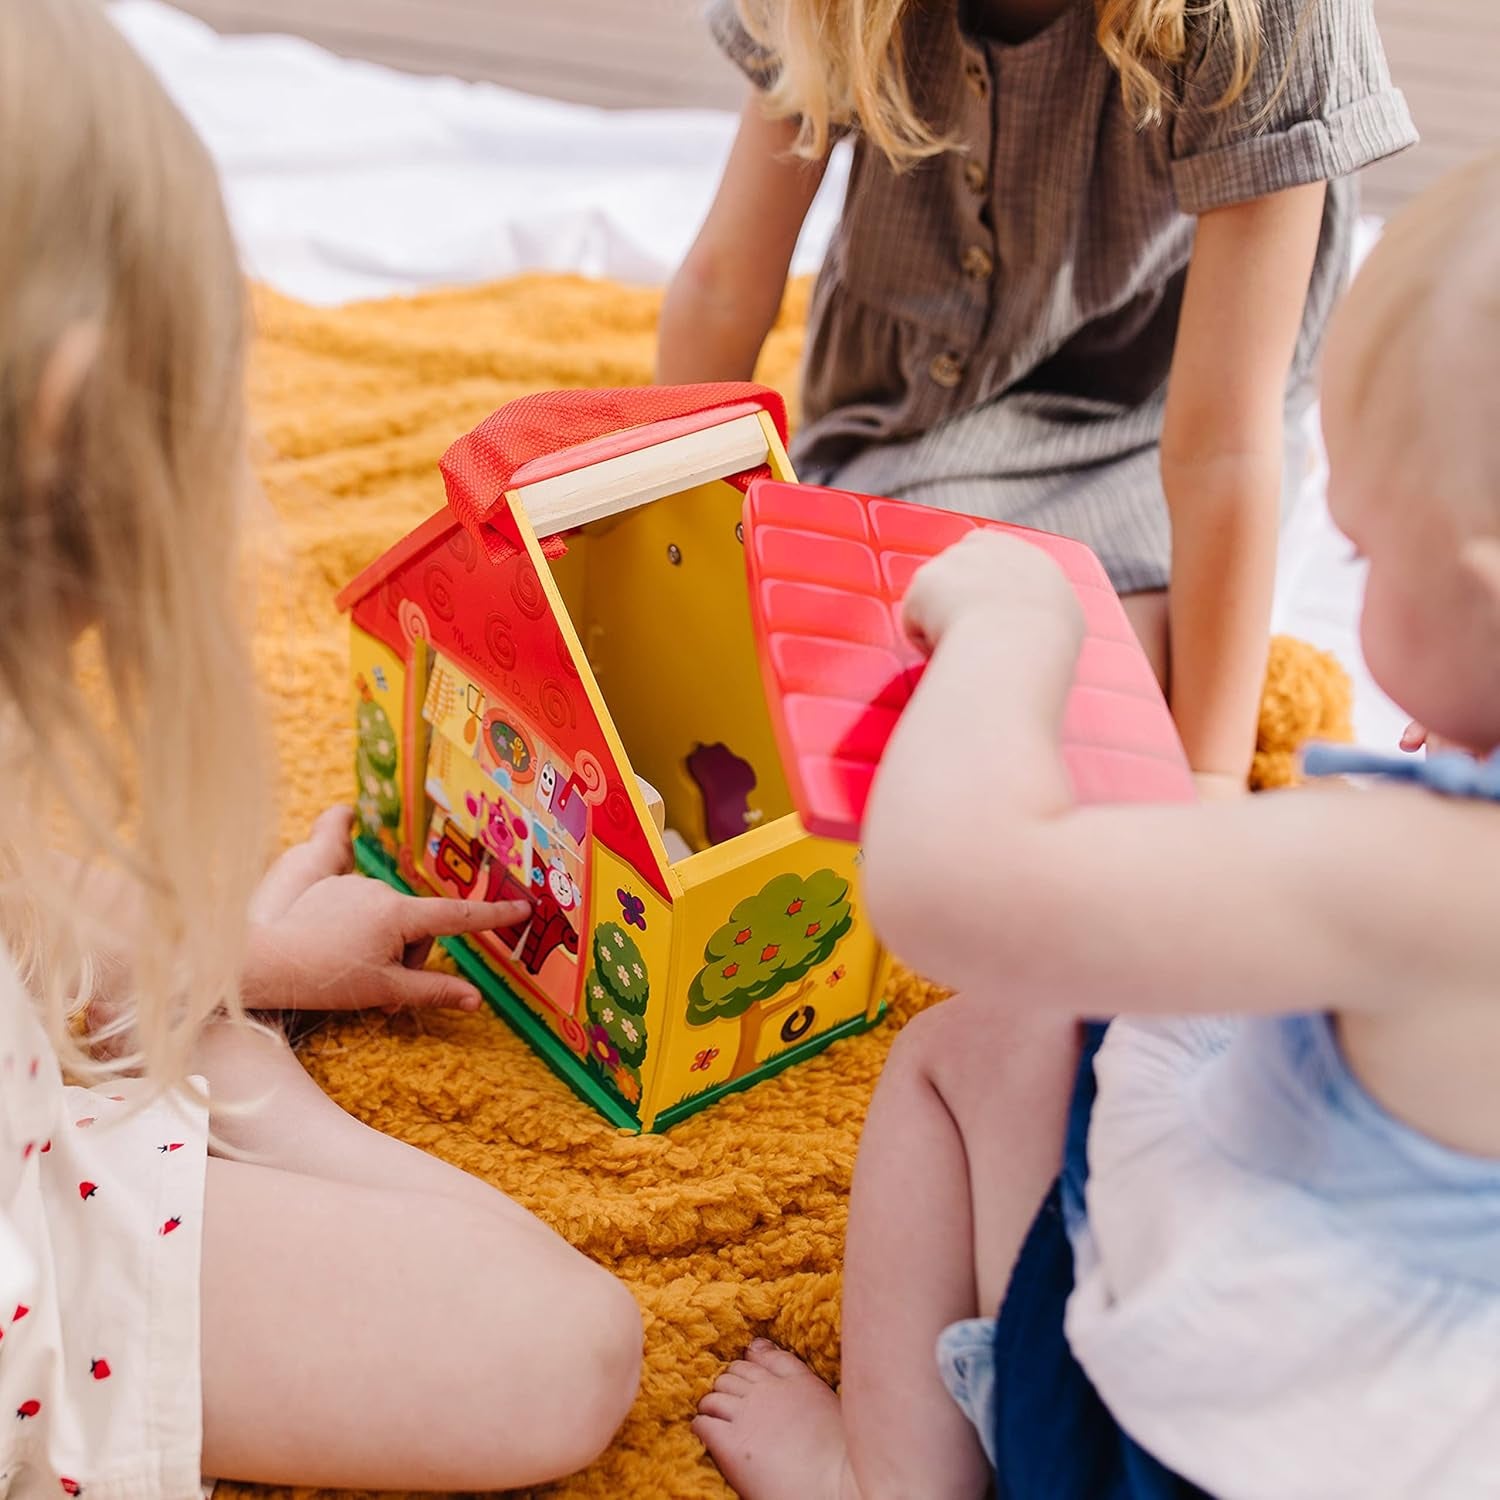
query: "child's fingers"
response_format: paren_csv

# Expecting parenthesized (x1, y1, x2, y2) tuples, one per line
(387, 969, 484, 1012)
(1400, 721, 1428, 753)
(309, 804, 357, 859)
(250, 808, 356, 920)
(402, 897, 532, 941)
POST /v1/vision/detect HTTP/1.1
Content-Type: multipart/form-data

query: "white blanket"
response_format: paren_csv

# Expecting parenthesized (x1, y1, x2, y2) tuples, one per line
(112, 0, 1403, 751)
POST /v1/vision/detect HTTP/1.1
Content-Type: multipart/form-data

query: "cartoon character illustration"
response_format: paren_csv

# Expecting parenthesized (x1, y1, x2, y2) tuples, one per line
(481, 713, 534, 782)
(500, 850, 581, 977)
(465, 792, 529, 872)
(538, 761, 586, 845)
(537, 751, 606, 849)
(431, 818, 517, 904)
(434, 820, 483, 892)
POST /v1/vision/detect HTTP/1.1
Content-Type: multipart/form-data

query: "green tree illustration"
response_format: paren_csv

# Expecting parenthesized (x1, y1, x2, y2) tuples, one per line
(584, 922, 650, 1112)
(355, 694, 401, 844)
(687, 870, 852, 1081)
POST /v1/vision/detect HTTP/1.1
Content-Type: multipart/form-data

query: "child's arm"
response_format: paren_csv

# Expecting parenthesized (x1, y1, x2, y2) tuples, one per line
(657, 98, 827, 384)
(862, 531, 1500, 1022)
(1161, 182, 1327, 790)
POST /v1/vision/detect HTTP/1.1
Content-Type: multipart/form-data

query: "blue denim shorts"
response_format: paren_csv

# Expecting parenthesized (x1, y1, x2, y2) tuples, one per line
(936, 1023, 1207, 1500)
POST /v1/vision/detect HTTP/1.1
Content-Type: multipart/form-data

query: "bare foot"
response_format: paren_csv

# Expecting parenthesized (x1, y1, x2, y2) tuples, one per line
(693, 1340, 857, 1500)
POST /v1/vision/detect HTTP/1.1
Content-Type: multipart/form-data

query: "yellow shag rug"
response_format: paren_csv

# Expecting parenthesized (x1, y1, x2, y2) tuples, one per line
(223, 274, 1352, 1500)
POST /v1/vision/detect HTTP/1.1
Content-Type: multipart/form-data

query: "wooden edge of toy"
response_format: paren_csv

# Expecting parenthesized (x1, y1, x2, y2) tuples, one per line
(506, 399, 775, 494)
(507, 412, 770, 538)
(507, 498, 687, 904)
(352, 836, 643, 1130)
(669, 810, 809, 892)
(755, 408, 794, 480)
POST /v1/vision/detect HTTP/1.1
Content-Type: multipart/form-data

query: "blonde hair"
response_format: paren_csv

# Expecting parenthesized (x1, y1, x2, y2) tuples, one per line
(736, 0, 1268, 168)
(0, 0, 269, 1088)
(1326, 153, 1500, 525)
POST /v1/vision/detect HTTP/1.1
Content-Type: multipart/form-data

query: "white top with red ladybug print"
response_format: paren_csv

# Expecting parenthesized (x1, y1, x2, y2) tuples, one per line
(0, 946, 210, 1499)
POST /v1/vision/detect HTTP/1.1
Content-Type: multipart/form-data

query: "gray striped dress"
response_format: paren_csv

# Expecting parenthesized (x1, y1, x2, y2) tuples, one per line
(709, 0, 1416, 592)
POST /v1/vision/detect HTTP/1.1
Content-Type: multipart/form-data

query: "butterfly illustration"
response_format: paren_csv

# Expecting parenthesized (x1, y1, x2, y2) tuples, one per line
(690, 1048, 720, 1073)
(617, 889, 647, 932)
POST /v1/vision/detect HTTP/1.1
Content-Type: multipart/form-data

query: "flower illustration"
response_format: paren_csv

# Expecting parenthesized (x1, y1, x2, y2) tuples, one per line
(612, 1068, 641, 1105)
(588, 1024, 620, 1068)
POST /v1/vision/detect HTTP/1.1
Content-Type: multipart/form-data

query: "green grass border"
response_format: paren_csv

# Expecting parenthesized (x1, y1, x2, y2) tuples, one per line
(652, 1005, 888, 1131)
(353, 836, 888, 1133)
(353, 837, 638, 1129)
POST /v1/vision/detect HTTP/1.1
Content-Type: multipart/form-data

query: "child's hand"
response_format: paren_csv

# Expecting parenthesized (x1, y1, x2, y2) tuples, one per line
(1400, 721, 1469, 758)
(902, 531, 1082, 656)
(245, 808, 529, 1014)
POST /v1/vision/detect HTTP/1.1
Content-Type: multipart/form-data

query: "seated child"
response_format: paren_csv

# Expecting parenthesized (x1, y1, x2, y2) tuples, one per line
(0, 3, 639, 1494)
(694, 152, 1500, 1500)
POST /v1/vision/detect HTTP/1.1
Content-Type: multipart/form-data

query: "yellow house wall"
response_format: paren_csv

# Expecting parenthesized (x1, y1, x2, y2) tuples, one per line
(572, 475, 795, 853)
(583, 841, 676, 1127)
(644, 816, 882, 1123)
(351, 625, 412, 856)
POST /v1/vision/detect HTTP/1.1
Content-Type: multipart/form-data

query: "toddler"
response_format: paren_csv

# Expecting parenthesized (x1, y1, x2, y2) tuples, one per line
(696, 152, 1500, 1500)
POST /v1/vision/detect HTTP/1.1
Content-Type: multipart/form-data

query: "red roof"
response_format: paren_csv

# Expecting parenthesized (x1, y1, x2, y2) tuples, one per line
(338, 386, 786, 610)
(743, 481, 1194, 841)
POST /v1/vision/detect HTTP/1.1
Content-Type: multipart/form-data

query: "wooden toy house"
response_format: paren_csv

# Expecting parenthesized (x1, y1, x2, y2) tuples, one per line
(337, 386, 891, 1132)
(340, 383, 1195, 1133)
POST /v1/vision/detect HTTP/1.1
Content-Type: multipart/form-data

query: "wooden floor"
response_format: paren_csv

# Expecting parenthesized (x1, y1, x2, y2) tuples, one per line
(171, 0, 745, 111)
(171, 0, 1497, 215)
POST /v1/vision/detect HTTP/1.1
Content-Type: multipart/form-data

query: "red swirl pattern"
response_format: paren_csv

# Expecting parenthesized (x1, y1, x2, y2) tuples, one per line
(539, 678, 576, 730)
(448, 528, 478, 571)
(486, 614, 517, 672)
(397, 599, 430, 647)
(604, 785, 633, 834)
(424, 563, 457, 622)
(510, 561, 548, 620)
(558, 1014, 589, 1057)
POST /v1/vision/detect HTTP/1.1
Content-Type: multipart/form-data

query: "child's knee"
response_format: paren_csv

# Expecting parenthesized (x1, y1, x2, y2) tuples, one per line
(522, 1260, 642, 1474)
(885, 995, 1009, 1077)
(563, 1268, 643, 1462)
(453, 1247, 641, 1484)
(885, 1000, 1077, 1102)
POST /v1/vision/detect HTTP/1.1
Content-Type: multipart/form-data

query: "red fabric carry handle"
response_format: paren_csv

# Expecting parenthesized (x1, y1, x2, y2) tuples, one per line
(439, 383, 789, 561)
